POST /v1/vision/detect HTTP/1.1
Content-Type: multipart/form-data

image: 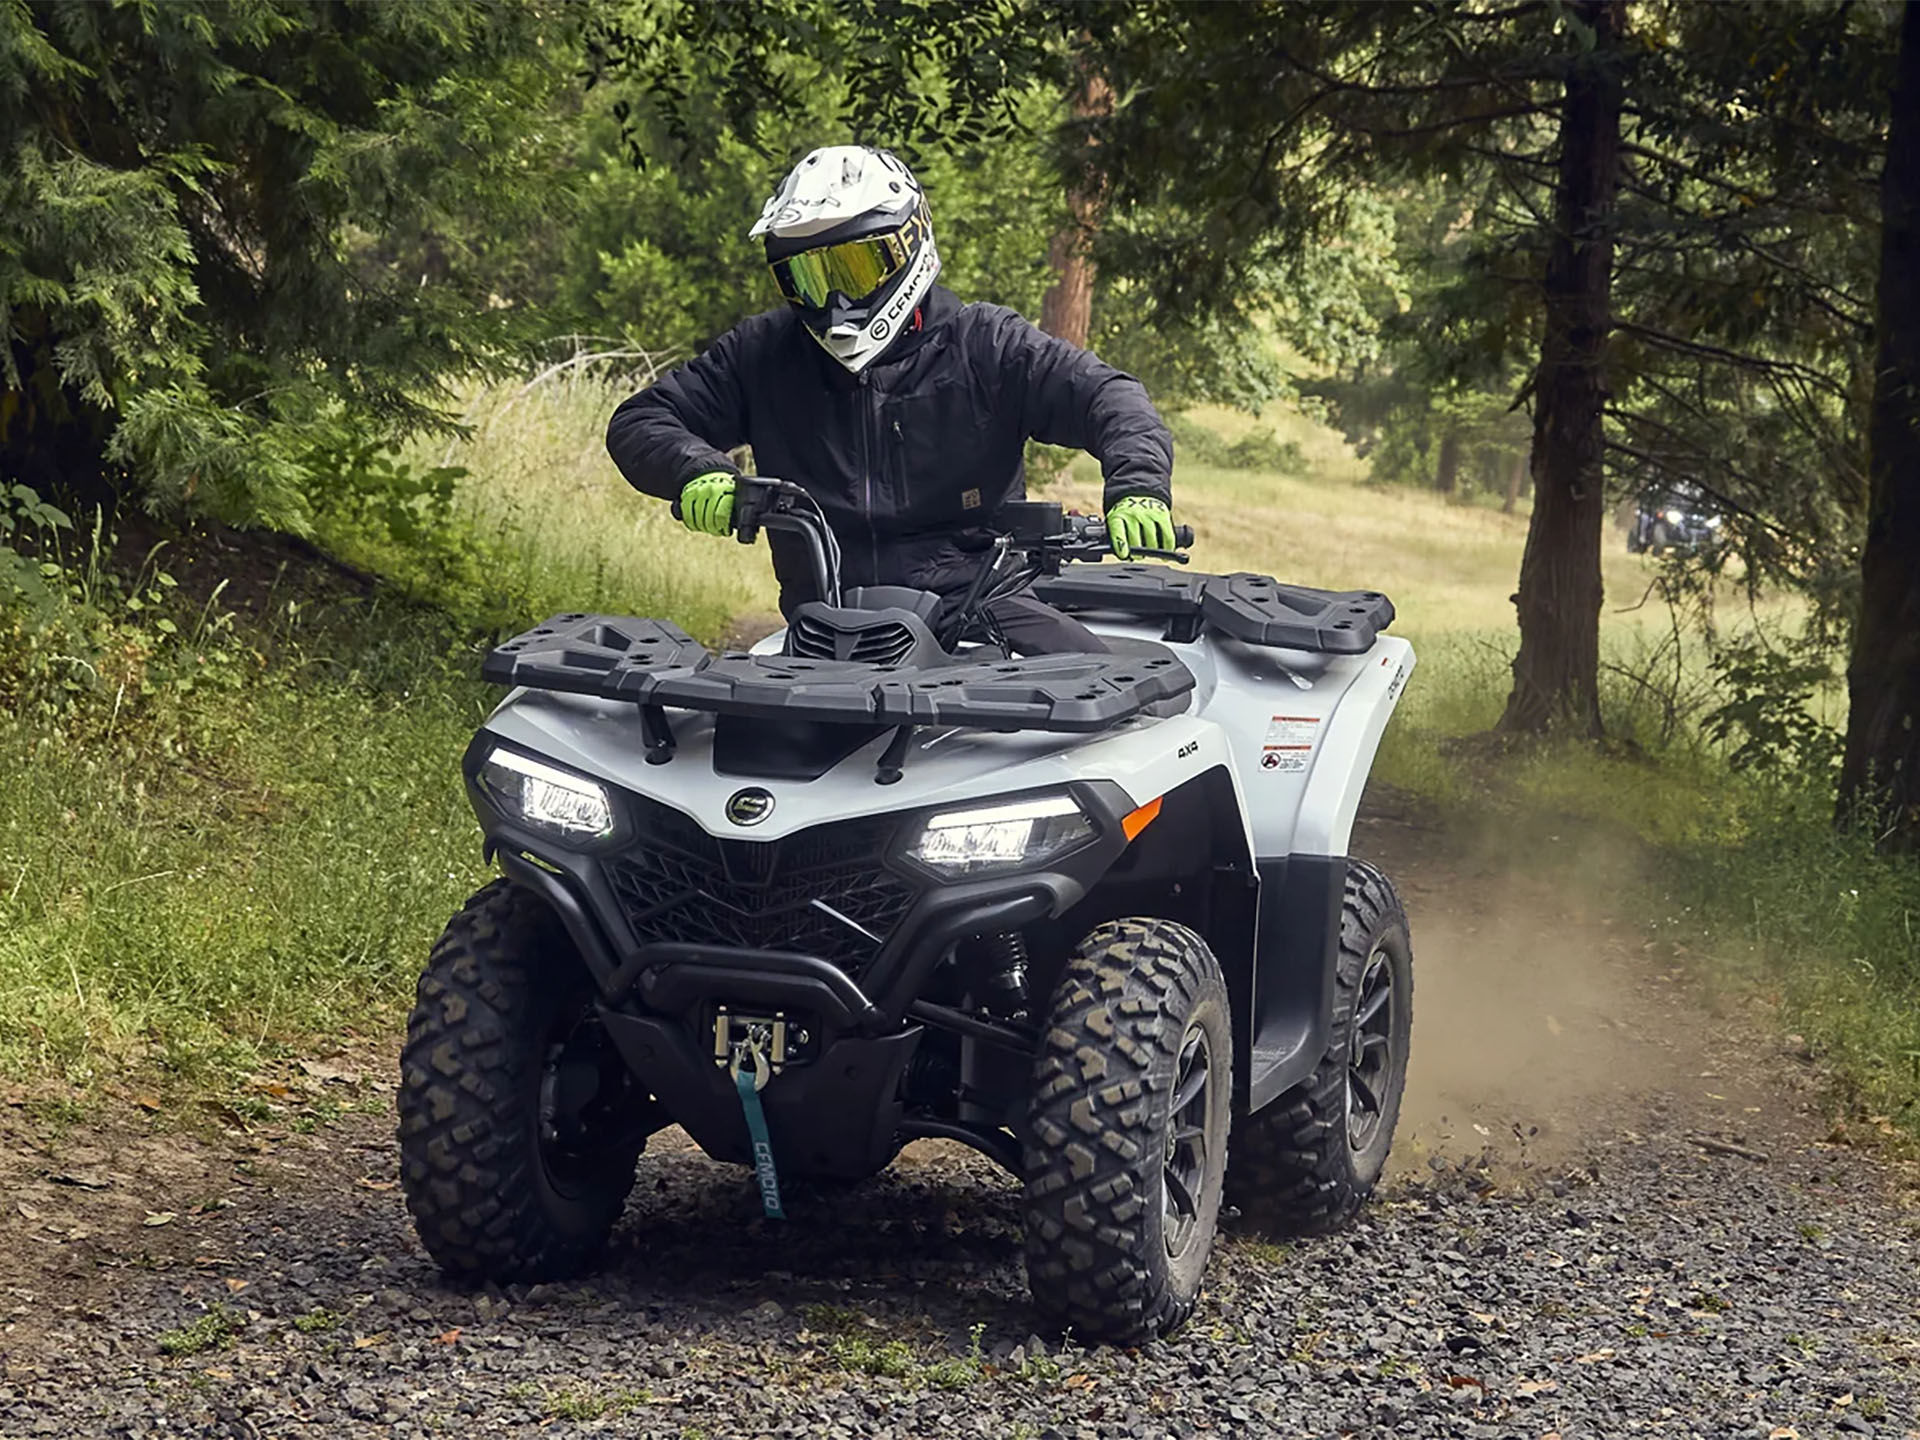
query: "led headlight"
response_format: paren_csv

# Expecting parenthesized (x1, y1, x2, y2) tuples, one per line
(1663, 508, 1685, 525)
(480, 748, 614, 840)
(906, 794, 1093, 876)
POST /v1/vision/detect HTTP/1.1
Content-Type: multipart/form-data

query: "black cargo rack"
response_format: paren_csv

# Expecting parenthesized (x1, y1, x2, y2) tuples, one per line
(1033, 566, 1394, 653)
(483, 613, 1195, 749)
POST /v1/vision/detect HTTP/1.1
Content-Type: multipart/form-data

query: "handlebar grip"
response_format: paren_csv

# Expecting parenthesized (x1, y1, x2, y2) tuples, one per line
(1174, 525, 1194, 548)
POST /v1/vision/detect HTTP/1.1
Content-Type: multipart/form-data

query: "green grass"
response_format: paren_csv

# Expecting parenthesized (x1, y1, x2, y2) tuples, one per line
(0, 585, 493, 1090)
(400, 370, 778, 644)
(159, 1306, 241, 1356)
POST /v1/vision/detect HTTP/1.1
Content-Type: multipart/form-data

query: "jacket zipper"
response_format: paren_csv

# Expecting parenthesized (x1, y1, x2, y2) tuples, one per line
(859, 372, 879, 586)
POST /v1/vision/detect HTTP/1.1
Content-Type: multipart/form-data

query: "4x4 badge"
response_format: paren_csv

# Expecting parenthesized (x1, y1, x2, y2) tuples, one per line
(725, 787, 775, 826)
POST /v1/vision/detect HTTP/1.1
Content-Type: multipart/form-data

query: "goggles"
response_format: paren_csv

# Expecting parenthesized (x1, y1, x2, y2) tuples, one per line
(770, 227, 911, 309)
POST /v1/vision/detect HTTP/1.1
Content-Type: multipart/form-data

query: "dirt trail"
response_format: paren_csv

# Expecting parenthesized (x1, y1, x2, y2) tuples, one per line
(1, 795, 1915, 1439)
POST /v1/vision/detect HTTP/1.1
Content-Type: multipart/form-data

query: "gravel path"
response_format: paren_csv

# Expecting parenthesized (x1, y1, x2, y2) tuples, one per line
(3, 811, 1916, 1439)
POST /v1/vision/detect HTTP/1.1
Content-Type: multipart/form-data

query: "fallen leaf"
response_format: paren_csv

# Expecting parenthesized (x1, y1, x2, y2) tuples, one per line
(297, 1058, 364, 1085)
(353, 1177, 398, 1192)
(1769, 1429, 1800, 1440)
(133, 1095, 162, 1112)
(143, 1211, 177, 1227)
(352, 1333, 389, 1349)
(436, 1328, 461, 1345)
(46, 1169, 111, 1190)
(1063, 1374, 1094, 1390)
(1446, 1374, 1487, 1391)
(1574, 1349, 1615, 1363)
(16, 1203, 39, 1221)
(224, 1278, 249, 1294)
(1834, 1394, 1854, 1408)
(1515, 1379, 1559, 1396)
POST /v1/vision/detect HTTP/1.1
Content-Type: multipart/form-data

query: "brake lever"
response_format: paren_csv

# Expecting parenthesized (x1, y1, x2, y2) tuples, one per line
(1128, 547, 1191, 565)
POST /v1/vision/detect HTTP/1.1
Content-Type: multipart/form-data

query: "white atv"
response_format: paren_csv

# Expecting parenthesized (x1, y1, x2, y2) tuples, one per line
(398, 477, 1415, 1344)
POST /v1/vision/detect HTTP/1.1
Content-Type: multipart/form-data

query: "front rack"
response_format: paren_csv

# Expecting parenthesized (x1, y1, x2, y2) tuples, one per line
(483, 613, 1198, 782)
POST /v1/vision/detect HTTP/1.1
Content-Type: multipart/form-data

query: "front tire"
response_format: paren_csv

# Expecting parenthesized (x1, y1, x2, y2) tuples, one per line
(1226, 860, 1412, 1235)
(1023, 919, 1232, 1344)
(398, 880, 645, 1282)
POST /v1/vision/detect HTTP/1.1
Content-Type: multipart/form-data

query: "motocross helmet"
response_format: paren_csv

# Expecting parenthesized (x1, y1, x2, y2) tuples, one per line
(750, 145, 940, 374)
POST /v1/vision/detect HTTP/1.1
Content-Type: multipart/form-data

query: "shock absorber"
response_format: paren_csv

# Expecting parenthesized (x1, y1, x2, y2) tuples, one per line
(975, 931, 1030, 1022)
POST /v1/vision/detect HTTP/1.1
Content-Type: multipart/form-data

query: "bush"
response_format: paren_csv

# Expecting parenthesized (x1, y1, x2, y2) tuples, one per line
(1165, 414, 1305, 473)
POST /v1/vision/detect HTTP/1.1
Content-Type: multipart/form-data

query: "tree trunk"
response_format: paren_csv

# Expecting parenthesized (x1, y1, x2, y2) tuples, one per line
(1434, 429, 1462, 494)
(1496, 0, 1624, 738)
(1503, 446, 1530, 514)
(1838, 0, 1920, 849)
(1039, 71, 1112, 348)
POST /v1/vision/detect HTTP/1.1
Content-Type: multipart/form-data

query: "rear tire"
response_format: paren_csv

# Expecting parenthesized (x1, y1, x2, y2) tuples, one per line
(1226, 860, 1412, 1236)
(1023, 918, 1231, 1344)
(398, 880, 644, 1282)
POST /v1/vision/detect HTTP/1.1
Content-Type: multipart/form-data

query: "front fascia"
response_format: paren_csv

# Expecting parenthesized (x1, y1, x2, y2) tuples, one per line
(475, 686, 1236, 845)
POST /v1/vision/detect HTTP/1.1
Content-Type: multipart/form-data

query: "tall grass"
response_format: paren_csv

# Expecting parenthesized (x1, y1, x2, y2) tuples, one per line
(413, 369, 778, 644)
(0, 593, 492, 1087)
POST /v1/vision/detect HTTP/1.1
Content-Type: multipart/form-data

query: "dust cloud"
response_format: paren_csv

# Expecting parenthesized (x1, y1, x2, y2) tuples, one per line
(1353, 804, 1769, 1176)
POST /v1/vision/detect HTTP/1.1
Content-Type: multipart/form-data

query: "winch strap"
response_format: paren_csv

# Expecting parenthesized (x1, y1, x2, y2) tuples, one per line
(735, 1066, 785, 1220)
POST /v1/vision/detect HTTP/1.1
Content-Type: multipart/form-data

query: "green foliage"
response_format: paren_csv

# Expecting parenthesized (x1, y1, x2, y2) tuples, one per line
(1703, 637, 1845, 778)
(307, 433, 468, 552)
(159, 1306, 240, 1356)
(1, 0, 575, 528)
(1164, 415, 1304, 474)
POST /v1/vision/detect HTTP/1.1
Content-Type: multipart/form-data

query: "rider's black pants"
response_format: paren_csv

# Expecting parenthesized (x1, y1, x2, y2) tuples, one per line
(984, 592, 1110, 656)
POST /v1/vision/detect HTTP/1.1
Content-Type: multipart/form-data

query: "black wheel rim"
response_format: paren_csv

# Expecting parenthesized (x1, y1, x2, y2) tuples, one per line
(1163, 1022, 1213, 1259)
(537, 1008, 634, 1196)
(1347, 943, 1395, 1153)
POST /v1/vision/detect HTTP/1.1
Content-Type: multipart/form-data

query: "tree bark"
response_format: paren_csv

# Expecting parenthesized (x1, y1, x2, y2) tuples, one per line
(1496, 0, 1624, 738)
(1434, 429, 1462, 493)
(1838, 0, 1920, 849)
(1039, 70, 1112, 348)
(1503, 445, 1530, 514)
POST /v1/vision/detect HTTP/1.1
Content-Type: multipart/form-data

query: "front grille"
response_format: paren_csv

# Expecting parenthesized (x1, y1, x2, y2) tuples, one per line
(788, 614, 920, 667)
(606, 801, 918, 971)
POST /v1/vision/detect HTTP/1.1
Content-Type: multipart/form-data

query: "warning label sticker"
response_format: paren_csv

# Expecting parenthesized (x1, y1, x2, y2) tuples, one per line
(1261, 714, 1319, 773)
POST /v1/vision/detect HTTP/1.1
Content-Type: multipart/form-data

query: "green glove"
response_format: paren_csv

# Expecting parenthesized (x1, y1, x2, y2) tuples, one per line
(1105, 494, 1176, 560)
(678, 470, 736, 536)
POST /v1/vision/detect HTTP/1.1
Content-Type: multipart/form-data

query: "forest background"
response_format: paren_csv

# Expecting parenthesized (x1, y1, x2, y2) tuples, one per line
(2, 0, 1917, 1146)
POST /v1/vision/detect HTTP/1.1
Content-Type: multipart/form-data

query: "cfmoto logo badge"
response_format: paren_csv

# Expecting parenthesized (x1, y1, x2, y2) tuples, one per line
(725, 788, 775, 827)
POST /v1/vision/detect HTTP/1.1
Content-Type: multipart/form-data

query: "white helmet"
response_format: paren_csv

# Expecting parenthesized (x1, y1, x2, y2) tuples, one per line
(751, 145, 941, 374)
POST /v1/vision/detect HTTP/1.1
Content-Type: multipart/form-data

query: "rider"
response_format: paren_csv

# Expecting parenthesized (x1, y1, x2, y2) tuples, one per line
(605, 144, 1178, 655)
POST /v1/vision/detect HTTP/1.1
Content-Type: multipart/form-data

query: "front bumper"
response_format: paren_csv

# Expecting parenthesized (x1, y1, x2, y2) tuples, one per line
(465, 743, 1136, 1174)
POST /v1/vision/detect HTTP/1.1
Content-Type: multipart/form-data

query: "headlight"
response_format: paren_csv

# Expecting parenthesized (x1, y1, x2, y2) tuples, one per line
(480, 748, 614, 840)
(1663, 508, 1685, 525)
(1705, 514, 1723, 528)
(906, 794, 1094, 876)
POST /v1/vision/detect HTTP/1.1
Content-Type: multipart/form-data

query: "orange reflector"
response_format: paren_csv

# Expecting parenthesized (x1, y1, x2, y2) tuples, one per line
(1121, 796, 1163, 842)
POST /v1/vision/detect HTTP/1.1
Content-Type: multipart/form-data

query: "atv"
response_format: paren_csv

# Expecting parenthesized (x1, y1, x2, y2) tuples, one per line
(398, 477, 1416, 1344)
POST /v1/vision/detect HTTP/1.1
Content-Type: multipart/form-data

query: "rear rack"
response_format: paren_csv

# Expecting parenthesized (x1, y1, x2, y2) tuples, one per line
(1033, 567, 1394, 653)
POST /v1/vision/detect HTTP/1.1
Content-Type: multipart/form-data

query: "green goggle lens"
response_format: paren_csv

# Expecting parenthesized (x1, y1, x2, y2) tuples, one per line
(773, 233, 908, 308)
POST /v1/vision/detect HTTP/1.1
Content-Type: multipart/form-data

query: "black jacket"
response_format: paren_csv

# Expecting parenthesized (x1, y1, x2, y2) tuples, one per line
(605, 286, 1173, 612)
